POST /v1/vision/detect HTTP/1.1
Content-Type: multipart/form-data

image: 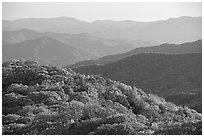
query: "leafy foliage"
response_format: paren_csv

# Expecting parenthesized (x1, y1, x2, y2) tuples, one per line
(2, 59, 202, 135)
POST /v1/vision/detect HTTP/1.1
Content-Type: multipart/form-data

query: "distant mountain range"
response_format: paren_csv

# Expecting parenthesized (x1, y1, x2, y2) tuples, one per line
(3, 16, 201, 44)
(71, 53, 202, 112)
(3, 29, 157, 65)
(68, 40, 202, 68)
(3, 16, 201, 66)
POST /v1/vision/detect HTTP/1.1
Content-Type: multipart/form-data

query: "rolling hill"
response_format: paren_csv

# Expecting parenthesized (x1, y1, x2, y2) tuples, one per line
(68, 39, 202, 68)
(2, 29, 41, 45)
(71, 53, 202, 112)
(2, 37, 98, 66)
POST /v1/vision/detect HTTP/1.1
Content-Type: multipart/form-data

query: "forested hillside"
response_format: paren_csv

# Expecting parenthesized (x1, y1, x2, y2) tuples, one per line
(2, 60, 202, 135)
(72, 53, 202, 112)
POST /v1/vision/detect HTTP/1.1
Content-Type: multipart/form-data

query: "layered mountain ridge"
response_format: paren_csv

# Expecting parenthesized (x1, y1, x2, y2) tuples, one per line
(68, 39, 202, 68)
(3, 29, 156, 65)
(3, 16, 201, 44)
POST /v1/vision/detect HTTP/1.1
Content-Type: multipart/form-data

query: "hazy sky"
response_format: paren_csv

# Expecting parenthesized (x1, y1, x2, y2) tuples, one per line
(2, 2, 202, 22)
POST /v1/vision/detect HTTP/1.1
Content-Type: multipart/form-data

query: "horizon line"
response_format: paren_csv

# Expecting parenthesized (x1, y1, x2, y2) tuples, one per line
(2, 15, 202, 23)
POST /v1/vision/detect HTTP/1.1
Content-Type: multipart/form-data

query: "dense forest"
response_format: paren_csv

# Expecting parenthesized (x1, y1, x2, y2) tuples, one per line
(72, 53, 202, 113)
(2, 60, 202, 135)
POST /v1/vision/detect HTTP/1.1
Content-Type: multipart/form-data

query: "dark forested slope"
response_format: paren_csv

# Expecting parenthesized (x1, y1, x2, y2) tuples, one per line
(68, 39, 201, 68)
(72, 53, 202, 112)
(99, 39, 202, 62)
(2, 60, 202, 135)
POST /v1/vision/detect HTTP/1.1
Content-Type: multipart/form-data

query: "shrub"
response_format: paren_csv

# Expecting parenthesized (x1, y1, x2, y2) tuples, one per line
(67, 118, 104, 135)
(82, 104, 109, 120)
(2, 114, 21, 125)
(7, 84, 29, 95)
(91, 123, 135, 135)
(105, 114, 126, 124)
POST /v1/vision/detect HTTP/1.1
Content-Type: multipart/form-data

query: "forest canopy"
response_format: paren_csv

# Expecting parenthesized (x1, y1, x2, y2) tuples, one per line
(2, 59, 202, 135)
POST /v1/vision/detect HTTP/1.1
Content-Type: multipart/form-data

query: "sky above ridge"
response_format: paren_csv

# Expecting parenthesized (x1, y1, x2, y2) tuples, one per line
(2, 2, 202, 22)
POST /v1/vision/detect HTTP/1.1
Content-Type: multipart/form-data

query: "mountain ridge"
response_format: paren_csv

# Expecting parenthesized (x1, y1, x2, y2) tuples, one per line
(3, 16, 201, 44)
(68, 39, 202, 68)
(2, 36, 98, 66)
(3, 29, 157, 63)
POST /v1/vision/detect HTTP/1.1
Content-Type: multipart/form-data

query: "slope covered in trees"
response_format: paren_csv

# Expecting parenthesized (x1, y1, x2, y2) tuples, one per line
(2, 60, 202, 135)
(72, 53, 202, 112)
